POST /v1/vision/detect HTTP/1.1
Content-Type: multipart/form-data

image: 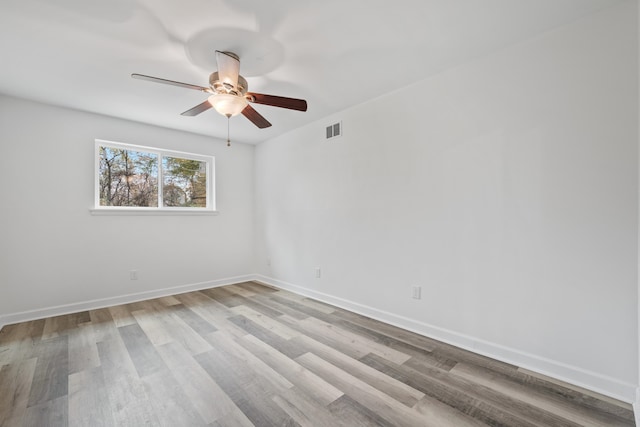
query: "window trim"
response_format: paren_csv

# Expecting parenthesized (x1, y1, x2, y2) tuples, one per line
(92, 139, 217, 215)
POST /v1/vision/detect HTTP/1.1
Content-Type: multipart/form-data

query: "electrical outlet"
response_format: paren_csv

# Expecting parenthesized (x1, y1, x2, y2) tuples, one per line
(412, 286, 421, 299)
(315, 267, 321, 278)
(130, 270, 138, 280)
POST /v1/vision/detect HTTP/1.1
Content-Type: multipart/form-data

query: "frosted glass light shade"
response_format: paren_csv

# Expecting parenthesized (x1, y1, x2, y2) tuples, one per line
(208, 93, 248, 117)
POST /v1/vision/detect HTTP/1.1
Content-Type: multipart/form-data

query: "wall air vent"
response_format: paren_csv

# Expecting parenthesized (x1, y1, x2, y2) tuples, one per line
(325, 121, 342, 140)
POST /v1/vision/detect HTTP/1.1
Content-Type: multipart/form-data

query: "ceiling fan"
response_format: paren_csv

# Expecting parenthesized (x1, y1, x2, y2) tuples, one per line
(132, 50, 307, 145)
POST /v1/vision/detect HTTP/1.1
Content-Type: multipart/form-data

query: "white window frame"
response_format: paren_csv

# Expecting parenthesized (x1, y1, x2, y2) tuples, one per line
(91, 139, 217, 215)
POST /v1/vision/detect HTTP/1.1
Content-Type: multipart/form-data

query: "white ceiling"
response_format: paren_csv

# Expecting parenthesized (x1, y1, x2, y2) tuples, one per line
(0, 0, 626, 144)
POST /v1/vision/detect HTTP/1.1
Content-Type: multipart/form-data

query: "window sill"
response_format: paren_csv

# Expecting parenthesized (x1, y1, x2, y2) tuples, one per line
(90, 208, 219, 216)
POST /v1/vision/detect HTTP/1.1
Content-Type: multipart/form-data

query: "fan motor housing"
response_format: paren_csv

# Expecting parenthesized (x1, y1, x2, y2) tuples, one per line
(209, 72, 248, 96)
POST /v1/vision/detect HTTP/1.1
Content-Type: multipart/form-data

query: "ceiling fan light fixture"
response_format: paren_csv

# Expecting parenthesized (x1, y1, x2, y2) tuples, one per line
(208, 93, 248, 117)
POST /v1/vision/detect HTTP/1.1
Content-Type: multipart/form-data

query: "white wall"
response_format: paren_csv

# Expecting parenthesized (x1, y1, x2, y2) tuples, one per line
(254, 2, 638, 401)
(0, 95, 254, 319)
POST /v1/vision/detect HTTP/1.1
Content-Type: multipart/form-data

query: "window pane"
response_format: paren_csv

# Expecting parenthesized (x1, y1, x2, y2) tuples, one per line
(99, 146, 158, 207)
(162, 156, 207, 208)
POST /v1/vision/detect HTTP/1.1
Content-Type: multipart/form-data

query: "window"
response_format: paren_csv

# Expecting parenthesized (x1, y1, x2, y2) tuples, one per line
(93, 140, 215, 214)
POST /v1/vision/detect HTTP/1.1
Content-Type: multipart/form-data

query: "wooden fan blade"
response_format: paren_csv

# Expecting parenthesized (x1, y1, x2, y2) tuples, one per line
(215, 51, 240, 92)
(241, 104, 272, 129)
(247, 92, 307, 111)
(181, 100, 212, 116)
(132, 73, 210, 92)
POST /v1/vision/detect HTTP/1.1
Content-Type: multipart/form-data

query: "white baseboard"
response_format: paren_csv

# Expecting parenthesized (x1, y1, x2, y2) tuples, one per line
(253, 274, 638, 405)
(0, 274, 255, 329)
(634, 388, 640, 426)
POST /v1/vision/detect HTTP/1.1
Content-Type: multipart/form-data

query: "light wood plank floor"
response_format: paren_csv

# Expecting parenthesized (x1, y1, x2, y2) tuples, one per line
(0, 282, 635, 426)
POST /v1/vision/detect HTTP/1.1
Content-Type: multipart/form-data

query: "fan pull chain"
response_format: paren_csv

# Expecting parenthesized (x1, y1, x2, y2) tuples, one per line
(226, 114, 231, 147)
